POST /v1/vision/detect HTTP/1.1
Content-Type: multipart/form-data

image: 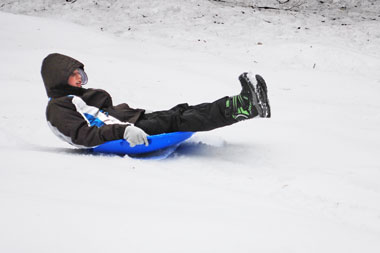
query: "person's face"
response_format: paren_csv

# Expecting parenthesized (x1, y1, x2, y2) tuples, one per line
(67, 69, 83, 88)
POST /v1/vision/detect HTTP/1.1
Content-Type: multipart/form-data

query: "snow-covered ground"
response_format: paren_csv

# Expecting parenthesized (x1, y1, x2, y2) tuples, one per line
(1, 1, 380, 252)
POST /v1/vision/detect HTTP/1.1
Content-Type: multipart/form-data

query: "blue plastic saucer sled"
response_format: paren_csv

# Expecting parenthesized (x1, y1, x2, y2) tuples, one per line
(92, 132, 194, 159)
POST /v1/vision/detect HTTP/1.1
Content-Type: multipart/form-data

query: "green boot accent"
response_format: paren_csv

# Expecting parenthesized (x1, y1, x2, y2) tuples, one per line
(226, 94, 257, 121)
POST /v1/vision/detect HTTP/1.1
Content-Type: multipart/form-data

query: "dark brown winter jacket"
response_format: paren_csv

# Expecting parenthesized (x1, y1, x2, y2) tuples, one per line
(41, 53, 144, 147)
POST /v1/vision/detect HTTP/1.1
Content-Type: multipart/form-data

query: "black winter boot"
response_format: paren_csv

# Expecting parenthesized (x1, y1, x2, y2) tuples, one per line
(226, 73, 271, 121)
(255, 74, 271, 118)
(239, 73, 271, 118)
(226, 73, 259, 121)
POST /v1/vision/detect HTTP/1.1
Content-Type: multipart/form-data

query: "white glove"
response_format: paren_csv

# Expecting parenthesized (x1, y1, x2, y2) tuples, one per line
(123, 125, 149, 147)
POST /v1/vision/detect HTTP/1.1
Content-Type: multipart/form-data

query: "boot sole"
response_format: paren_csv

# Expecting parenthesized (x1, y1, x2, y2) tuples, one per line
(255, 74, 271, 118)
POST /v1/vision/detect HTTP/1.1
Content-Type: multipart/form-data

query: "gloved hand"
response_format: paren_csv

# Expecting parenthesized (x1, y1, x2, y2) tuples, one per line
(123, 125, 149, 147)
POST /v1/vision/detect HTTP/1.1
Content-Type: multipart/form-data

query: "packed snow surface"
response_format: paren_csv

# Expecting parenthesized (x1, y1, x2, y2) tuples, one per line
(1, 0, 380, 252)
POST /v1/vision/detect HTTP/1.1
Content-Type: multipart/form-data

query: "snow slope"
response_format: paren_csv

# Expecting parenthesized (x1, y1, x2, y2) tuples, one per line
(1, 1, 380, 252)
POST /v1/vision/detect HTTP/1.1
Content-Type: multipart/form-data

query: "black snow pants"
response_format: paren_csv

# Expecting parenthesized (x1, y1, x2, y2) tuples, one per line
(135, 96, 237, 135)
